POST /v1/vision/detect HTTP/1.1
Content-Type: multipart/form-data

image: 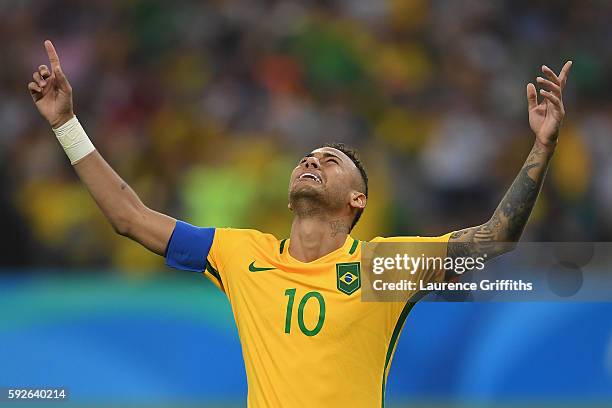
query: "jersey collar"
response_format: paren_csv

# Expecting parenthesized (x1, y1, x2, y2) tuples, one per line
(281, 235, 359, 264)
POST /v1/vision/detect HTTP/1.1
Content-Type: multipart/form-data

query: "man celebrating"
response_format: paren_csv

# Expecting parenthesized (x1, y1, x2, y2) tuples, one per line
(28, 40, 571, 407)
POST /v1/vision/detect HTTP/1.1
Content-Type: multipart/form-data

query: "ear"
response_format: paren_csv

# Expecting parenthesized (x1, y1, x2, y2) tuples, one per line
(288, 201, 293, 211)
(349, 191, 366, 210)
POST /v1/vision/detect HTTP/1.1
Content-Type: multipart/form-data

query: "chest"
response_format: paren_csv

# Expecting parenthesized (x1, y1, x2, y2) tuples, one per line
(224, 257, 375, 338)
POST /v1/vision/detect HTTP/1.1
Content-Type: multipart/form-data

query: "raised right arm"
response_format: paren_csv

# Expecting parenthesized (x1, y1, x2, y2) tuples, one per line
(28, 40, 175, 256)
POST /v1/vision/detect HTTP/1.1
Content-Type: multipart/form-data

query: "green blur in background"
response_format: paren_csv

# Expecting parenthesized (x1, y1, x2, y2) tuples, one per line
(1, 0, 611, 271)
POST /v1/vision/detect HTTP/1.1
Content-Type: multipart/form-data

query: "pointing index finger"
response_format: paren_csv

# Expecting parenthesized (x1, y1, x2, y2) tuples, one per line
(44, 40, 62, 71)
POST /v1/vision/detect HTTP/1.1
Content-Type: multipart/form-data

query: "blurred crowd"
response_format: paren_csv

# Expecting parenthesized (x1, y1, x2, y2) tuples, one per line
(1, 0, 612, 270)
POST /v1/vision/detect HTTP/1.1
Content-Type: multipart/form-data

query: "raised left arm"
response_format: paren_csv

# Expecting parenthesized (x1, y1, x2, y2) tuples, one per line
(448, 61, 573, 263)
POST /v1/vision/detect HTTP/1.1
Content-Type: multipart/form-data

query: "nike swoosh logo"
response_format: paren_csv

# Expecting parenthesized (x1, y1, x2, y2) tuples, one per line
(248, 261, 277, 272)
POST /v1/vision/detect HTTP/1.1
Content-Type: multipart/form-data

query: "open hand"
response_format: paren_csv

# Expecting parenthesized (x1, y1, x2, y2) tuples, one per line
(27, 40, 74, 129)
(527, 61, 572, 149)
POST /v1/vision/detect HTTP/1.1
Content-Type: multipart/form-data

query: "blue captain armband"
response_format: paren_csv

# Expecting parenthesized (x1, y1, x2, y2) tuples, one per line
(165, 220, 215, 272)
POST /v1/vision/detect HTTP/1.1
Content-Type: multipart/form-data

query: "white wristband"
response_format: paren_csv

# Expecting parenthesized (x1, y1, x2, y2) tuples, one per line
(52, 116, 96, 164)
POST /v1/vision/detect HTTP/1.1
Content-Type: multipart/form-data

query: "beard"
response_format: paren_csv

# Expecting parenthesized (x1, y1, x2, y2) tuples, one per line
(289, 184, 344, 217)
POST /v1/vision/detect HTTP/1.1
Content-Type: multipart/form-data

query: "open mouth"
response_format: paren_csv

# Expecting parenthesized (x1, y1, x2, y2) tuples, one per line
(298, 172, 322, 184)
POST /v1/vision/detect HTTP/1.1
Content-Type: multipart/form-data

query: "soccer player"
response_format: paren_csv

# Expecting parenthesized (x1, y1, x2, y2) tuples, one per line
(28, 40, 571, 407)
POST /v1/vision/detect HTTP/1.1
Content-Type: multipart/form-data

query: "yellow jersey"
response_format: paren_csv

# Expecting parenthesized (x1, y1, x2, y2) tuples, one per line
(165, 221, 451, 407)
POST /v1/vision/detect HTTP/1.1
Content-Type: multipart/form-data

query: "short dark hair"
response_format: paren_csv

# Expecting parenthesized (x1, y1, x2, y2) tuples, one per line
(323, 142, 368, 231)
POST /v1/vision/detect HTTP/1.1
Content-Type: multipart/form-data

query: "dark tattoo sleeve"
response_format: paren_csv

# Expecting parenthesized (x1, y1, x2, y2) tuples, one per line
(447, 143, 553, 263)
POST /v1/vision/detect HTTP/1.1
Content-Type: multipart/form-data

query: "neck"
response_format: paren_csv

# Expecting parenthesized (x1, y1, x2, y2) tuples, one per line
(288, 214, 351, 262)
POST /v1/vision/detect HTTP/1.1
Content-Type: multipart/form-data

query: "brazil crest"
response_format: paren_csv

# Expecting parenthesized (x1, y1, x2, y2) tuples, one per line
(336, 262, 361, 295)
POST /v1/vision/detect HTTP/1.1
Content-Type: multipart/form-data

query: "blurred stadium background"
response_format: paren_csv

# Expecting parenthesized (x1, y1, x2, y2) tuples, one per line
(1, 0, 611, 406)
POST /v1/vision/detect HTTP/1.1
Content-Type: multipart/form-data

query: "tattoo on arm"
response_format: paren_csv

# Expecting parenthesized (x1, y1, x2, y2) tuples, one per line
(448, 143, 552, 261)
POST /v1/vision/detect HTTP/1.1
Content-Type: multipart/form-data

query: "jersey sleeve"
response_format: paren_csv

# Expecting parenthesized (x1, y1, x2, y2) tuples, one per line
(371, 232, 455, 322)
(370, 232, 453, 284)
(166, 222, 263, 293)
(204, 227, 246, 292)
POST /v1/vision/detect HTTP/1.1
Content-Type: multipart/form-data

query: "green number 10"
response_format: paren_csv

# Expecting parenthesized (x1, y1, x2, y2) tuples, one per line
(284, 288, 325, 336)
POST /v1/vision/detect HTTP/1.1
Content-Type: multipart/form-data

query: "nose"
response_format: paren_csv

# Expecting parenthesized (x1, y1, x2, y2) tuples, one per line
(304, 156, 320, 169)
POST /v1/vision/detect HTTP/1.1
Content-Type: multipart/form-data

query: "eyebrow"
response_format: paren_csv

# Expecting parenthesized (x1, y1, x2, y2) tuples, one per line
(304, 152, 343, 162)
